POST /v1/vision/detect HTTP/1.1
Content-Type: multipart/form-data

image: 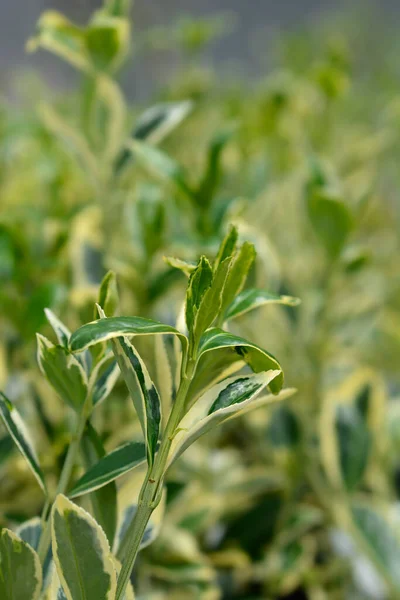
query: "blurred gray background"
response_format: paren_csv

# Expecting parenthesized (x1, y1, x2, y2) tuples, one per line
(1, 0, 399, 100)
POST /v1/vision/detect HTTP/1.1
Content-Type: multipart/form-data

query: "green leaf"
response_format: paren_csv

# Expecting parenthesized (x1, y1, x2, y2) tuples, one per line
(128, 139, 193, 200)
(81, 423, 117, 546)
(115, 101, 192, 173)
(69, 316, 188, 355)
(306, 192, 354, 258)
(37, 334, 88, 412)
(336, 405, 371, 491)
(52, 495, 117, 600)
(185, 256, 213, 338)
(168, 371, 285, 465)
(197, 328, 283, 394)
(219, 241, 256, 317)
(69, 441, 147, 498)
(225, 289, 300, 321)
(111, 335, 161, 465)
(352, 504, 400, 592)
(0, 393, 47, 494)
(0, 529, 42, 600)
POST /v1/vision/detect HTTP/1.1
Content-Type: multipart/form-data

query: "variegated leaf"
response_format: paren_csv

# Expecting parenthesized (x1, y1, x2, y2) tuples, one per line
(197, 328, 283, 394)
(69, 441, 147, 498)
(69, 315, 188, 355)
(115, 100, 192, 173)
(111, 336, 161, 465)
(115, 488, 166, 558)
(16, 518, 42, 552)
(45, 308, 90, 372)
(351, 503, 400, 593)
(44, 308, 71, 347)
(225, 289, 300, 321)
(37, 334, 88, 412)
(80, 422, 117, 546)
(51, 495, 117, 600)
(0, 392, 47, 493)
(192, 257, 231, 341)
(219, 241, 256, 318)
(97, 271, 119, 318)
(89, 352, 120, 407)
(168, 370, 283, 465)
(154, 335, 174, 428)
(133, 101, 192, 144)
(185, 256, 213, 338)
(0, 529, 42, 600)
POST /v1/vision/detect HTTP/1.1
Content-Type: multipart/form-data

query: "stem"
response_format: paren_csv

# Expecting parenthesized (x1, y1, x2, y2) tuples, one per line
(115, 356, 197, 600)
(37, 404, 90, 564)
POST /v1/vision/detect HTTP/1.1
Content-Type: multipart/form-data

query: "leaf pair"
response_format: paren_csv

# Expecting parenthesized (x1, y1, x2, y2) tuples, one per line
(66, 376, 294, 500)
(28, 8, 130, 75)
(86, 302, 187, 467)
(69, 308, 286, 468)
(175, 226, 299, 333)
(185, 227, 256, 346)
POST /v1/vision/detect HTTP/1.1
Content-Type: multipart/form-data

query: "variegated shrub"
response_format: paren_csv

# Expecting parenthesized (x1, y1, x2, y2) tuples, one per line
(1, 1, 400, 599)
(0, 229, 297, 598)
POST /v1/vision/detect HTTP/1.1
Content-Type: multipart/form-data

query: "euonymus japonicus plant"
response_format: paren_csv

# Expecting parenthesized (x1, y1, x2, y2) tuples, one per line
(0, 227, 297, 599)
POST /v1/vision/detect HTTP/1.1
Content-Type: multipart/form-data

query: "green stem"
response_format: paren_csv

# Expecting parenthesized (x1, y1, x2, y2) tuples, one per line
(37, 404, 90, 564)
(115, 356, 197, 600)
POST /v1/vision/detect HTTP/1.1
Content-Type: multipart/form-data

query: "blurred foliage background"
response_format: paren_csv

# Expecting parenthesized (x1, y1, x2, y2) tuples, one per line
(2, 1, 400, 599)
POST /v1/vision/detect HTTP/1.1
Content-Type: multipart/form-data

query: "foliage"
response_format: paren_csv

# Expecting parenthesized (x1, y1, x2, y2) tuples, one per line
(1, 1, 400, 599)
